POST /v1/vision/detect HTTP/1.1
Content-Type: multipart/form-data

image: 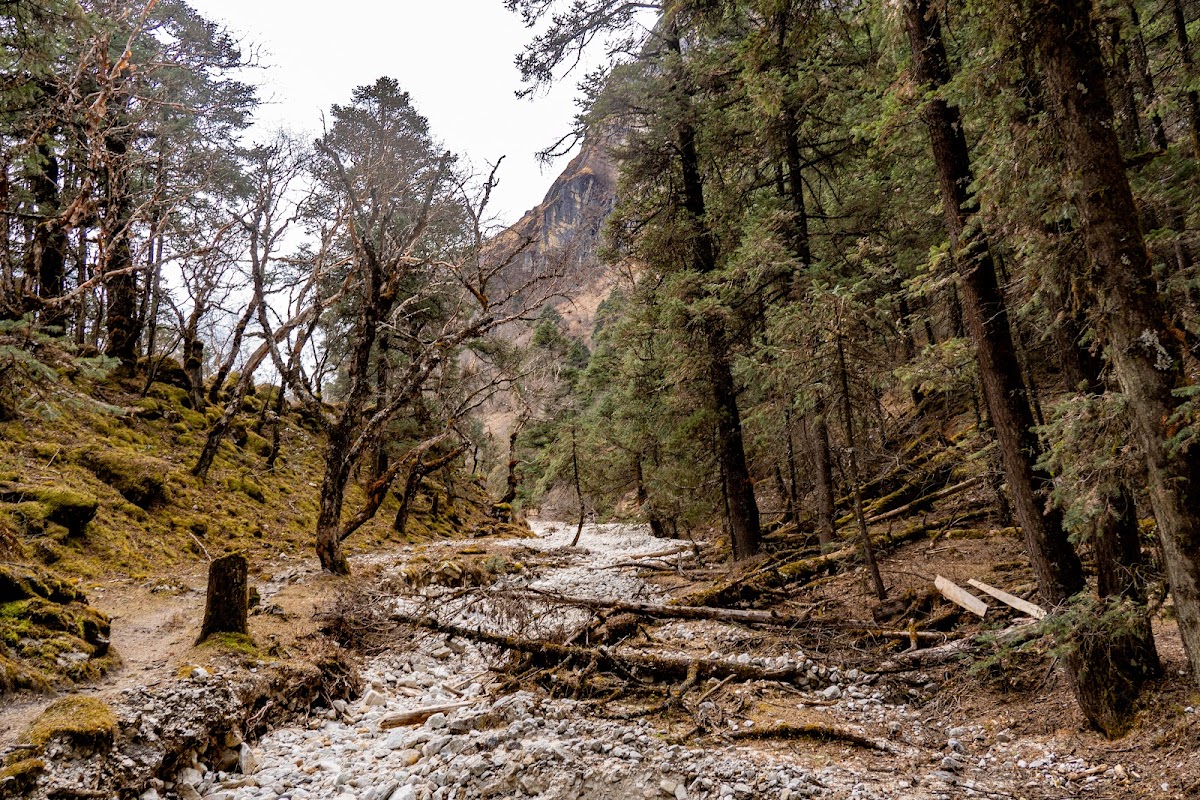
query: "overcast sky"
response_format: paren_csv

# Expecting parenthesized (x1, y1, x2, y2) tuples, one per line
(188, 1, 596, 227)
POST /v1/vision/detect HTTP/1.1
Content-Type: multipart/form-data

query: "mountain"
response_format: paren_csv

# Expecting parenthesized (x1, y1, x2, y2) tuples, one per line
(491, 134, 619, 342)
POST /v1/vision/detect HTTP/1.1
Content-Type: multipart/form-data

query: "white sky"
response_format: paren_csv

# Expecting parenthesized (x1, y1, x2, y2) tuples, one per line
(188, 0, 593, 227)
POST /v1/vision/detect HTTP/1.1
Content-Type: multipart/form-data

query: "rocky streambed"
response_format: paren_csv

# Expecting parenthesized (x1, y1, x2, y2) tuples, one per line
(9, 523, 1166, 799)
(156, 523, 1138, 800)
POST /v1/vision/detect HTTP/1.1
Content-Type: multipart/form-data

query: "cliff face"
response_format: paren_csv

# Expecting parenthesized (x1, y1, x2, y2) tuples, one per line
(490, 135, 619, 341)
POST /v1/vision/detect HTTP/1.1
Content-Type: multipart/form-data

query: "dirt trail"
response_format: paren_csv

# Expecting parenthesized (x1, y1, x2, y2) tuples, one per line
(0, 577, 206, 748)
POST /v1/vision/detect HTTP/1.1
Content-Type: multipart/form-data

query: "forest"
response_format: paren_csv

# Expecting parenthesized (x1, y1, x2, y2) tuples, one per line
(1, 0, 1200, 794)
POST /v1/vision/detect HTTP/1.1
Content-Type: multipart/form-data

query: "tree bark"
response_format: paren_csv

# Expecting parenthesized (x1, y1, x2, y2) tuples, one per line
(906, 0, 1151, 735)
(666, 24, 761, 561)
(197, 553, 248, 643)
(811, 410, 837, 550)
(1034, 0, 1200, 690)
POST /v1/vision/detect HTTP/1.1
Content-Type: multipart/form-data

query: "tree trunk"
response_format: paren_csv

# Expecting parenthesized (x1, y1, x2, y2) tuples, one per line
(31, 146, 68, 332)
(1035, 0, 1200, 690)
(667, 24, 761, 561)
(316, 444, 352, 575)
(1125, 1, 1169, 151)
(197, 553, 248, 643)
(1171, 0, 1200, 159)
(836, 332, 887, 601)
(102, 136, 140, 368)
(570, 425, 585, 547)
(811, 410, 836, 551)
(635, 455, 668, 538)
(905, 0, 1150, 735)
(183, 337, 205, 410)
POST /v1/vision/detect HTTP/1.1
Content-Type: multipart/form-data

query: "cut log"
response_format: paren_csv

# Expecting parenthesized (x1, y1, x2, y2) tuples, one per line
(379, 699, 483, 729)
(934, 575, 988, 617)
(966, 578, 1046, 619)
(197, 553, 249, 643)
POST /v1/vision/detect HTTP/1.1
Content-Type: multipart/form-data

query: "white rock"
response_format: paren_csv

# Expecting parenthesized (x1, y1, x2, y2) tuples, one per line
(821, 685, 842, 700)
(361, 689, 388, 707)
(238, 744, 258, 775)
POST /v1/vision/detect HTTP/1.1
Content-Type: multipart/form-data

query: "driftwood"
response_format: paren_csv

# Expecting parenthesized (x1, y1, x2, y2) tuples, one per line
(392, 611, 812, 685)
(379, 699, 483, 729)
(509, 590, 949, 643)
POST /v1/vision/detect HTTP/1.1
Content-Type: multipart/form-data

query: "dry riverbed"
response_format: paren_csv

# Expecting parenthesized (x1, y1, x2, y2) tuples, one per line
(7, 522, 1195, 800)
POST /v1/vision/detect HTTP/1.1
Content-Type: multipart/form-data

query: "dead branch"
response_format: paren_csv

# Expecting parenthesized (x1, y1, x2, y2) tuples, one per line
(392, 611, 816, 685)
(506, 590, 949, 642)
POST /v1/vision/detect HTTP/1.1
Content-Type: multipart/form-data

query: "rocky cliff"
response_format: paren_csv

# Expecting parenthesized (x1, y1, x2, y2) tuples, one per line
(490, 134, 619, 341)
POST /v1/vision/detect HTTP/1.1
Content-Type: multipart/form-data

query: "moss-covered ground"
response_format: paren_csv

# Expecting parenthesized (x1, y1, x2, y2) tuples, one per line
(0, 343, 507, 695)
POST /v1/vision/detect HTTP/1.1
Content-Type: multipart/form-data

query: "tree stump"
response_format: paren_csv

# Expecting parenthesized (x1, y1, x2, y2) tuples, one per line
(198, 553, 248, 643)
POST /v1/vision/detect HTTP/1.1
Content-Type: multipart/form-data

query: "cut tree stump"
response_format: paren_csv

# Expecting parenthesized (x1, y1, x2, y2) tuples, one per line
(198, 553, 249, 643)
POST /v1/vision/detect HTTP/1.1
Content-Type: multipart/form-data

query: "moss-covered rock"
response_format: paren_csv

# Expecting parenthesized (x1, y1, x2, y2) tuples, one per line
(78, 448, 169, 508)
(0, 486, 98, 536)
(227, 476, 265, 503)
(0, 757, 45, 794)
(26, 696, 115, 751)
(138, 356, 192, 394)
(0, 564, 84, 604)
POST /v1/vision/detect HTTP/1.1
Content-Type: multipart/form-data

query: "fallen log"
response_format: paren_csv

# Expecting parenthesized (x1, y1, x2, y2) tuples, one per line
(876, 619, 1040, 672)
(720, 722, 896, 752)
(676, 516, 940, 608)
(379, 699, 483, 729)
(863, 476, 985, 525)
(508, 590, 949, 643)
(392, 611, 813, 685)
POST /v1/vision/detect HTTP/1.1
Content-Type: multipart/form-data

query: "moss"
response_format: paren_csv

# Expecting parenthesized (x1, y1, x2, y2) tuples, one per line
(199, 631, 258, 656)
(139, 357, 191, 394)
(245, 430, 271, 457)
(0, 757, 45, 793)
(227, 476, 265, 503)
(26, 696, 115, 750)
(77, 448, 169, 508)
(0, 565, 84, 604)
(16, 488, 98, 535)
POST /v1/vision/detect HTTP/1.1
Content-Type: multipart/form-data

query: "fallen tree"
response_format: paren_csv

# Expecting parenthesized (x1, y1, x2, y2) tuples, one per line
(504, 590, 950, 643)
(392, 610, 818, 685)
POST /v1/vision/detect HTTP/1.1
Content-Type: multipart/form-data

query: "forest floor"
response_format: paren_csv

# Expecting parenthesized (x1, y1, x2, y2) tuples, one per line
(11, 520, 1195, 800)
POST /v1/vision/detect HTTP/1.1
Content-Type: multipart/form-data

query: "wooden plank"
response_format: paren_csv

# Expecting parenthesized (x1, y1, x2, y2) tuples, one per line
(967, 578, 1046, 620)
(934, 575, 989, 617)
